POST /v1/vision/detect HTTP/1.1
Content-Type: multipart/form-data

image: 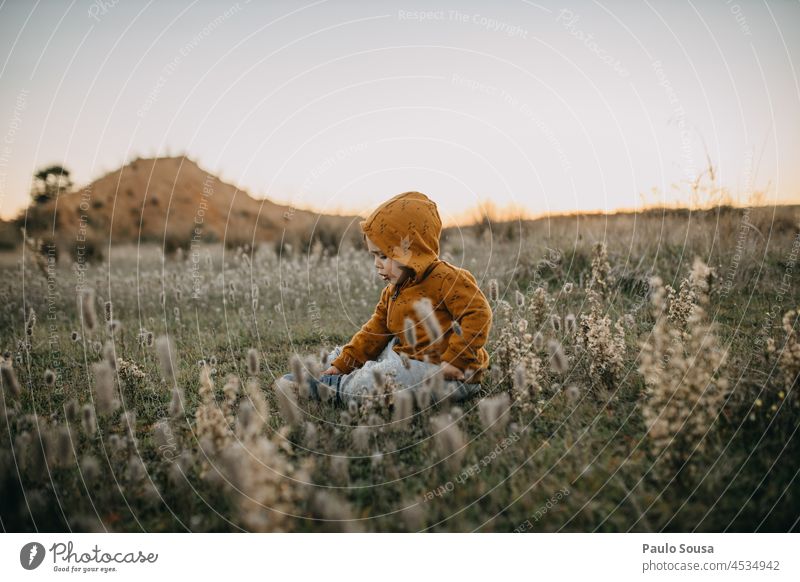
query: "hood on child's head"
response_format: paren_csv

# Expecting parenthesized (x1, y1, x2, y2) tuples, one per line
(360, 191, 442, 283)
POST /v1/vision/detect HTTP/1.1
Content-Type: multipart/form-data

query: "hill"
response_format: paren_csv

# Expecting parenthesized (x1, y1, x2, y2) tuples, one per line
(18, 156, 358, 252)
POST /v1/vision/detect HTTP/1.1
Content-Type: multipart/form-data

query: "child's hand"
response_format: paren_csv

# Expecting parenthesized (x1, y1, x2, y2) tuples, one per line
(321, 365, 341, 376)
(440, 361, 465, 381)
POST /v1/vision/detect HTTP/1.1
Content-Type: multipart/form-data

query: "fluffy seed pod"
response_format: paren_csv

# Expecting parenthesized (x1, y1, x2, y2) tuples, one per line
(392, 389, 414, 428)
(547, 340, 569, 374)
(515, 290, 525, 308)
(413, 298, 443, 344)
(64, 398, 79, 423)
(79, 288, 97, 331)
(488, 279, 499, 302)
(91, 361, 118, 415)
(478, 393, 511, 434)
(156, 335, 178, 385)
(403, 317, 417, 347)
(275, 377, 302, 425)
(247, 348, 260, 376)
(80, 455, 101, 483)
(81, 404, 97, 437)
(0, 362, 22, 398)
(565, 384, 580, 402)
(352, 426, 370, 453)
(429, 413, 466, 470)
(551, 314, 562, 333)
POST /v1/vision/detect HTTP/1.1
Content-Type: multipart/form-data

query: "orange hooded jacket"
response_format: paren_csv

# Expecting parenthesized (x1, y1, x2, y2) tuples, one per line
(331, 192, 492, 382)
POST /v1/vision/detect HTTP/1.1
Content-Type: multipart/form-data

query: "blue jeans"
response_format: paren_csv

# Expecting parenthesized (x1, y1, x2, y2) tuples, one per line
(281, 337, 480, 405)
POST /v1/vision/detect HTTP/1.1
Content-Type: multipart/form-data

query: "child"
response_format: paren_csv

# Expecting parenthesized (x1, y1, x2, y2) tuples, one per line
(282, 191, 493, 405)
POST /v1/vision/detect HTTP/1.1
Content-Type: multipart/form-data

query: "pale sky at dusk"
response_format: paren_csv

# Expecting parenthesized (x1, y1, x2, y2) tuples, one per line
(1, 0, 798, 224)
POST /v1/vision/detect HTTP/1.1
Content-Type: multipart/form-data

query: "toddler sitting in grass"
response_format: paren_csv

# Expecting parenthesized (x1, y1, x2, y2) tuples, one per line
(281, 191, 492, 405)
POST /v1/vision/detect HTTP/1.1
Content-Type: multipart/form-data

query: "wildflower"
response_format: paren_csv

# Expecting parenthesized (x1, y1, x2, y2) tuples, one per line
(304, 422, 318, 448)
(44, 369, 56, 387)
(222, 374, 240, 424)
(247, 348, 260, 376)
(245, 377, 269, 422)
(103, 341, 116, 369)
(71, 331, 80, 342)
(413, 298, 443, 344)
(547, 340, 569, 374)
(25, 308, 36, 337)
(589, 242, 612, 296)
(80, 455, 101, 483)
(565, 314, 577, 335)
(429, 413, 466, 470)
(551, 314, 561, 333)
(565, 384, 580, 402)
(638, 271, 728, 476)
(414, 384, 432, 410)
(488, 279, 499, 302)
(104, 301, 113, 322)
(478, 393, 511, 433)
(274, 377, 302, 425)
(78, 288, 97, 331)
(290, 354, 305, 388)
(156, 335, 178, 385)
(81, 404, 97, 437)
(91, 361, 118, 415)
(527, 287, 549, 330)
(513, 363, 526, 395)
(64, 398, 79, 423)
(515, 290, 525, 308)
(576, 291, 625, 383)
(352, 426, 370, 452)
(330, 456, 349, 486)
(126, 454, 146, 484)
(169, 386, 185, 419)
(401, 317, 418, 348)
(392, 390, 414, 428)
(563, 282, 574, 294)
(145, 331, 154, 347)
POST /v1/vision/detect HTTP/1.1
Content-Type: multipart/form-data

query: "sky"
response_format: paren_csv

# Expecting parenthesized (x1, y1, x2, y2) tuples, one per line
(1, 0, 798, 225)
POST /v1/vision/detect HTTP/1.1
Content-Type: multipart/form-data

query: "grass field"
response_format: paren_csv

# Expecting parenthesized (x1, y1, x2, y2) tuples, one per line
(1, 205, 799, 532)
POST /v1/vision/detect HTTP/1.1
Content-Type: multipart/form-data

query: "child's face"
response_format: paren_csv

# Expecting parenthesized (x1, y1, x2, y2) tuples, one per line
(366, 236, 407, 285)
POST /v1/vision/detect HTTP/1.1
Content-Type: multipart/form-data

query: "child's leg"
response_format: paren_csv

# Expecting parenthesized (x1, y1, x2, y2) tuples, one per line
(336, 338, 468, 402)
(286, 339, 481, 405)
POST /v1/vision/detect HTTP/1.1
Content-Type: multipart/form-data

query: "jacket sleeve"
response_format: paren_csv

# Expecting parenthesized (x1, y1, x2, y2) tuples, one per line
(331, 286, 393, 374)
(440, 269, 493, 372)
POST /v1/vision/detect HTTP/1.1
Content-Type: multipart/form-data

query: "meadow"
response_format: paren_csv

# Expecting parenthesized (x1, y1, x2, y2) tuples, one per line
(1, 205, 798, 532)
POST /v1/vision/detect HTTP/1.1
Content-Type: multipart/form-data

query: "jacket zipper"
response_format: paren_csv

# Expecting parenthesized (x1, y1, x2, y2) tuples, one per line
(387, 278, 406, 323)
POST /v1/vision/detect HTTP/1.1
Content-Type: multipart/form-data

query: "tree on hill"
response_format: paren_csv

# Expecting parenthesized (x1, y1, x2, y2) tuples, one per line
(30, 165, 72, 204)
